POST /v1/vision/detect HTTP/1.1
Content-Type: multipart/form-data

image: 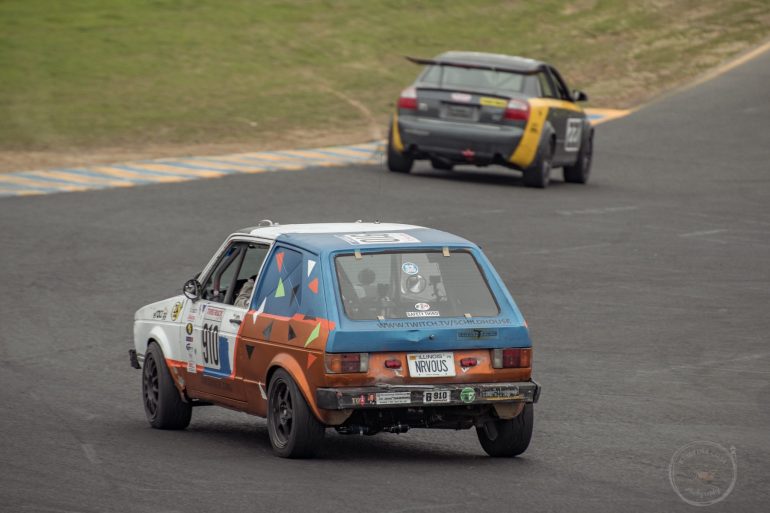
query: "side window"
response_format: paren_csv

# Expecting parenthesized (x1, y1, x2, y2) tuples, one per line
(537, 71, 556, 98)
(231, 243, 270, 308)
(253, 246, 327, 320)
(201, 242, 245, 304)
(549, 68, 572, 101)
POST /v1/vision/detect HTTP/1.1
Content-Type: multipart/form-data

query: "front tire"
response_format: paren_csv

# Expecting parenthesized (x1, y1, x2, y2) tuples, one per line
(563, 131, 593, 184)
(523, 141, 553, 188)
(387, 125, 413, 173)
(142, 342, 192, 430)
(476, 403, 533, 457)
(267, 369, 325, 458)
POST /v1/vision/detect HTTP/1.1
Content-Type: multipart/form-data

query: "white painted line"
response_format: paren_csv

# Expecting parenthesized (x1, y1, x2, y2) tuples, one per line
(557, 206, 638, 216)
(81, 443, 100, 464)
(679, 229, 728, 237)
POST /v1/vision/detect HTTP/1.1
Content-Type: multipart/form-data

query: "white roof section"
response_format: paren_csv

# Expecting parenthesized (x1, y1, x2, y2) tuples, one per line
(242, 222, 424, 240)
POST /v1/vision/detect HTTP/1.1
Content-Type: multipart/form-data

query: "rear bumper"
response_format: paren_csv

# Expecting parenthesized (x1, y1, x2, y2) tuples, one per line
(397, 116, 523, 164)
(316, 380, 540, 410)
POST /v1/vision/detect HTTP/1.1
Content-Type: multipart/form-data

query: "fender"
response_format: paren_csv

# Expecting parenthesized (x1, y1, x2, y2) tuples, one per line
(509, 98, 556, 169)
(267, 353, 352, 426)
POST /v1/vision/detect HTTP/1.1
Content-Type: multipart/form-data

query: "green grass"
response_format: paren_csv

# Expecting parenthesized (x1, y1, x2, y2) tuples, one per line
(0, 0, 768, 152)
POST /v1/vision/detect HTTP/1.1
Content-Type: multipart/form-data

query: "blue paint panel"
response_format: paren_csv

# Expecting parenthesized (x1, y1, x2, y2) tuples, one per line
(202, 335, 233, 378)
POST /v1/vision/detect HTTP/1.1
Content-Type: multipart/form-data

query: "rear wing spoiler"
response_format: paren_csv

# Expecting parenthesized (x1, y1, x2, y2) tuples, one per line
(405, 56, 541, 75)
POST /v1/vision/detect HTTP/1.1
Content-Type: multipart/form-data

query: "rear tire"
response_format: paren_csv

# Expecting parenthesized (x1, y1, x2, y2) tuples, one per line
(387, 125, 413, 173)
(523, 141, 553, 188)
(431, 158, 454, 171)
(476, 403, 533, 457)
(563, 132, 593, 184)
(267, 369, 325, 458)
(142, 342, 192, 430)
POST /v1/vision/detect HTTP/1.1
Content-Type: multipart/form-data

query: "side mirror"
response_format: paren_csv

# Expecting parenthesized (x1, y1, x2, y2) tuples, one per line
(183, 279, 202, 301)
(573, 90, 588, 102)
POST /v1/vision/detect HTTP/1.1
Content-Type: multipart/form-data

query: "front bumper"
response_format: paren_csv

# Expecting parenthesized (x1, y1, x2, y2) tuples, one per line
(398, 116, 523, 163)
(316, 380, 540, 410)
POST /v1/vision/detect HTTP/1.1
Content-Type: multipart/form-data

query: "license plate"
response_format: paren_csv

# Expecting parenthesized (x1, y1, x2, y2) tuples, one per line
(407, 352, 456, 377)
(445, 104, 475, 120)
(423, 390, 451, 404)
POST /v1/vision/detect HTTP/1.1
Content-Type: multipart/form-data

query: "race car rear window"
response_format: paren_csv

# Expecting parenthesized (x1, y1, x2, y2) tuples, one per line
(334, 250, 500, 321)
(418, 64, 538, 96)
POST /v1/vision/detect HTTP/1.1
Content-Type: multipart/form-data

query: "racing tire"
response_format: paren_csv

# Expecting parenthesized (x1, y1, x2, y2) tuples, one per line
(523, 141, 553, 188)
(267, 369, 325, 458)
(430, 158, 454, 171)
(142, 342, 192, 430)
(476, 403, 533, 457)
(563, 132, 593, 184)
(387, 126, 414, 173)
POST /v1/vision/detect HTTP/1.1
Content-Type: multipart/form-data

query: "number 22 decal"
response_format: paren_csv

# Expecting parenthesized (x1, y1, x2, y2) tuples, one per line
(565, 118, 582, 152)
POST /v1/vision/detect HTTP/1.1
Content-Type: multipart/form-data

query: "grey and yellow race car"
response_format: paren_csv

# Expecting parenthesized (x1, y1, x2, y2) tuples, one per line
(387, 51, 593, 188)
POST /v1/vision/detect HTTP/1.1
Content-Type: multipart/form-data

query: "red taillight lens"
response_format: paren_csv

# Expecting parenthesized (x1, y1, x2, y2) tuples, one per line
(397, 86, 418, 110)
(492, 348, 532, 368)
(384, 358, 402, 369)
(504, 99, 529, 121)
(325, 353, 369, 373)
(460, 357, 478, 368)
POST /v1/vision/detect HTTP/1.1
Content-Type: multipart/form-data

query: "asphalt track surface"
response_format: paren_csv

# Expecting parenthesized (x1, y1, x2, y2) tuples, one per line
(2, 50, 769, 513)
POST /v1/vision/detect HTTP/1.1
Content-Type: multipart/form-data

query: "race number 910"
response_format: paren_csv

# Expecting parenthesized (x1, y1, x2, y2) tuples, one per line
(202, 323, 220, 366)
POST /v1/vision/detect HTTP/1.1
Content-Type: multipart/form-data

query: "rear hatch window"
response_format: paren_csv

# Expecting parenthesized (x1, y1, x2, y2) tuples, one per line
(418, 64, 538, 96)
(334, 250, 499, 321)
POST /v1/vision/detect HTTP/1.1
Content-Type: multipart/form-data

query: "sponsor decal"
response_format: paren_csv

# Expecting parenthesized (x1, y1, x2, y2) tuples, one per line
(185, 323, 193, 335)
(480, 97, 507, 108)
(402, 262, 419, 275)
(414, 302, 430, 311)
(377, 318, 513, 329)
(185, 340, 196, 374)
(451, 92, 472, 102)
(375, 391, 412, 405)
(460, 387, 476, 404)
(153, 308, 168, 320)
(336, 233, 421, 245)
(186, 314, 196, 323)
(406, 311, 440, 318)
(479, 386, 520, 401)
(203, 306, 224, 322)
(457, 328, 499, 340)
(170, 302, 183, 321)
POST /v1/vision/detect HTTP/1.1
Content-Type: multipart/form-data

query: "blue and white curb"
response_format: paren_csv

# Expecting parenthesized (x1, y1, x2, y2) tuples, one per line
(0, 109, 628, 198)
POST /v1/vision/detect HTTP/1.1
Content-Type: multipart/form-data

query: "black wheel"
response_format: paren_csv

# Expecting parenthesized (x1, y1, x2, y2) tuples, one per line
(142, 342, 191, 430)
(386, 125, 413, 173)
(523, 140, 553, 188)
(563, 131, 593, 184)
(430, 158, 454, 171)
(476, 403, 533, 457)
(267, 369, 325, 458)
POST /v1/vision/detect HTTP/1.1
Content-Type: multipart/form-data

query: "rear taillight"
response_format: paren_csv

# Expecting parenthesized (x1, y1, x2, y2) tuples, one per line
(492, 348, 532, 368)
(504, 99, 529, 121)
(325, 353, 369, 373)
(397, 86, 418, 110)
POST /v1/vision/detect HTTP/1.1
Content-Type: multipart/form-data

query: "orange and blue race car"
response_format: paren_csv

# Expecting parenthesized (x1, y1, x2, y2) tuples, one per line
(131, 222, 540, 458)
(388, 51, 593, 188)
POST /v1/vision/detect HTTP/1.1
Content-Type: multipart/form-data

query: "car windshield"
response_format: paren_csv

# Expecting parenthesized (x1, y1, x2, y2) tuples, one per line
(417, 64, 538, 96)
(334, 250, 500, 321)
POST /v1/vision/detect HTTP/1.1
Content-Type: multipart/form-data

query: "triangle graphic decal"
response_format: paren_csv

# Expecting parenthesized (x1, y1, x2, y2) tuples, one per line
(307, 353, 317, 369)
(275, 278, 285, 298)
(304, 322, 321, 348)
(262, 320, 273, 339)
(276, 251, 284, 272)
(288, 324, 296, 341)
(307, 259, 316, 277)
(246, 344, 255, 359)
(308, 277, 319, 294)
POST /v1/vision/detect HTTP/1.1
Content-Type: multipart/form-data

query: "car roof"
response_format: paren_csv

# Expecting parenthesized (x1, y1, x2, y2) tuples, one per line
(431, 51, 545, 73)
(235, 222, 477, 254)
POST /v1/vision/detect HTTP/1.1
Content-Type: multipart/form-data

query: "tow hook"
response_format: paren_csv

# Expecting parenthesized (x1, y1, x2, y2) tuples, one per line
(128, 349, 141, 369)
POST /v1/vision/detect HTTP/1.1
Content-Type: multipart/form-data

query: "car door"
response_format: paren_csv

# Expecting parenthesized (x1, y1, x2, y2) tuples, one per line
(181, 238, 270, 403)
(548, 66, 585, 165)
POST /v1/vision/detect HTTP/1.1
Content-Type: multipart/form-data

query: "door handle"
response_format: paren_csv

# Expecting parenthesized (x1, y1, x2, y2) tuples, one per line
(229, 318, 242, 325)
